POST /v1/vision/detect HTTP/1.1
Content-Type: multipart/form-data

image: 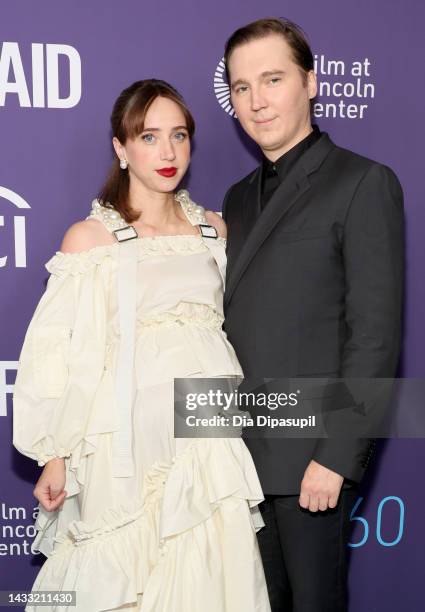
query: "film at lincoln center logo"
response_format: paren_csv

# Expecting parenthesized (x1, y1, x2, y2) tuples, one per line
(214, 58, 236, 117)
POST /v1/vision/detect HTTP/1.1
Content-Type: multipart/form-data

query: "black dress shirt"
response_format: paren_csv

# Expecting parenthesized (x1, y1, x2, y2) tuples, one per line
(261, 125, 321, 210)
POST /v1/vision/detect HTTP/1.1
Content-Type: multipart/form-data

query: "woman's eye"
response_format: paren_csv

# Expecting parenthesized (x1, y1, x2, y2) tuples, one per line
(173, 132, 187, 142)
(141, 133, 155, 144)
(269, 77, 281, 85)
(235, 85, 248, 94)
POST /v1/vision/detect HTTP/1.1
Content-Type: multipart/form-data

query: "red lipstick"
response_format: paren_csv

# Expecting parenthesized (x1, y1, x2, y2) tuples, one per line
(156, 167, 177, 178)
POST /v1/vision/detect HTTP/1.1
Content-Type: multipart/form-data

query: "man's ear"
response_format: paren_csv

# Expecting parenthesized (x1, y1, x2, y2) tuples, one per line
(307, 70, 317, 99)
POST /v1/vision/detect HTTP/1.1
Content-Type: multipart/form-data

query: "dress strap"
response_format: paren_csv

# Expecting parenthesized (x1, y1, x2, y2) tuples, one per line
(174, 190, 208, 227)
(174, 190, 227, 289)
(86, 199, 138, 242)
(86, 199, 137, 478)
(86, 199, 128, 231)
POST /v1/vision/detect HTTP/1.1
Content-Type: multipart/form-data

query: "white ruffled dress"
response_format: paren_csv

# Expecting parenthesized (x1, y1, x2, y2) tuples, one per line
(13, 191, 271, 612)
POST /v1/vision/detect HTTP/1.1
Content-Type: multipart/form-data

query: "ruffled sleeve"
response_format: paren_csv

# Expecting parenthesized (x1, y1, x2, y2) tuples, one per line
(12, 249, 113, 467)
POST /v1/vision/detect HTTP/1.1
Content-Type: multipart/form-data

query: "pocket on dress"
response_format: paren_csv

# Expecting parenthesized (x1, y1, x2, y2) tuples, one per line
(33, 325, 72, 398)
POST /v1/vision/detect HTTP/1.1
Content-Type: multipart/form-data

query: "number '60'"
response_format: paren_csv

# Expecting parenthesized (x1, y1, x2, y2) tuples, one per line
(348, 496, 405, 548)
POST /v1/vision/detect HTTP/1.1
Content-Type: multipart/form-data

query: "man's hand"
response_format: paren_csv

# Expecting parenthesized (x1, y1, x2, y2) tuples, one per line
(299, 460, 344, 512)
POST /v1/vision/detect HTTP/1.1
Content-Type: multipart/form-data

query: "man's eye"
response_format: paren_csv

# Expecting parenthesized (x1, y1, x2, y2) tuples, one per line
(173, 132, 187, 142)
(235, 85, 248, 94)
(141, 133, 155, 143)
(269, 78, 281, 85)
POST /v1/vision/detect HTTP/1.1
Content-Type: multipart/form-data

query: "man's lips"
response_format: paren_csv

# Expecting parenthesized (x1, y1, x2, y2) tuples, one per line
(254, 117, 276, 125)
(156, 167, 177, 177)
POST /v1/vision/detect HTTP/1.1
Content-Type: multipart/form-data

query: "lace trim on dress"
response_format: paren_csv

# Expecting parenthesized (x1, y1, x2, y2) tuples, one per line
(87, 189, 209, 232)
(137, 302, 225, 331)
(45, 234, 226, 277)
(45, 189, 226, 277)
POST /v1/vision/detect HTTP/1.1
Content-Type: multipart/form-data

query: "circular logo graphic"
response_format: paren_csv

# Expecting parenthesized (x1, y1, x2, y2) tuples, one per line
(0, 186, 30, 209)
(214, 58, 236, 117)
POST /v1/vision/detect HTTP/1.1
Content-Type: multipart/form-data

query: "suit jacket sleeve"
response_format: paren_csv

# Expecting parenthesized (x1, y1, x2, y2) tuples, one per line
(313, 163, 404, 482)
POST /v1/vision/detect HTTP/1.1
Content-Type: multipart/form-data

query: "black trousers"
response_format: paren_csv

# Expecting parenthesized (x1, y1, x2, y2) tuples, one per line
(257, 488, 358, 612)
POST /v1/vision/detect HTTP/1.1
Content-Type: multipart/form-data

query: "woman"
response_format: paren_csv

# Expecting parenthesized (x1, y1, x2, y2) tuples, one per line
(13, 79, 271, 612)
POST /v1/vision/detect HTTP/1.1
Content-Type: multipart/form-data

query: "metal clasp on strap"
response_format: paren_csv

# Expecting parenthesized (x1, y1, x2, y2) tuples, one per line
(199, 224, 218, 239)
(113, 226, 139, 242)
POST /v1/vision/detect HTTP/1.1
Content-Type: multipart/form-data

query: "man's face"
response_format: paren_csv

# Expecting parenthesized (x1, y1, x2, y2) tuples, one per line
(228, 35, 317, 161)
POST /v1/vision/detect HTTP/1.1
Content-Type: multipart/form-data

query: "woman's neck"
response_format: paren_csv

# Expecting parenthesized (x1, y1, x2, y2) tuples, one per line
(128, 180, 178, 227)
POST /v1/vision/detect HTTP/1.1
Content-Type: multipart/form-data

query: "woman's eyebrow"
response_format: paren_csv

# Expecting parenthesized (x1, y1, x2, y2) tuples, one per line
(141, 126, 188, 132)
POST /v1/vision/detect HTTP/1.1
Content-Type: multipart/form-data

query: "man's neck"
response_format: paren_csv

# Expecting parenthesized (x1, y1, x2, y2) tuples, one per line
(262, 124, 314, 162)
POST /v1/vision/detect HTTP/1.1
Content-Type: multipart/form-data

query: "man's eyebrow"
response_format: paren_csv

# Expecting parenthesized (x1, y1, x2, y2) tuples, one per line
(230, 79, 248, 90)
(260, 70, 286, 77)
(231, 70, 286, 90)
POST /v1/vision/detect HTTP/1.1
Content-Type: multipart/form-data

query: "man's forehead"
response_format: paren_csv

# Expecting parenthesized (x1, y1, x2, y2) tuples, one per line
(228, 35, 293, 75)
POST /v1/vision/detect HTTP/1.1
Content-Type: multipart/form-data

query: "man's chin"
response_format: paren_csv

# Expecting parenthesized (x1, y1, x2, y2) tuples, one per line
(249, 132, 277, 148)
(259, 138, 286, 155)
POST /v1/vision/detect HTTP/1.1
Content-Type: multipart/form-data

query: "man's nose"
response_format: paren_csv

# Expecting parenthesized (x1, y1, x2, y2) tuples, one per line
(250, 87, 267, 112)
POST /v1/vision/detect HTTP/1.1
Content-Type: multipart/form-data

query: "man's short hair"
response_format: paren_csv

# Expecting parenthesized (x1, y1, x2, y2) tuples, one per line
(224, 17, 314, 84)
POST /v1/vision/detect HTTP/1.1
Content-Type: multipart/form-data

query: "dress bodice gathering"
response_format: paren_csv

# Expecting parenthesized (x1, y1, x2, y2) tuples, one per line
(84, 190, 228, 335)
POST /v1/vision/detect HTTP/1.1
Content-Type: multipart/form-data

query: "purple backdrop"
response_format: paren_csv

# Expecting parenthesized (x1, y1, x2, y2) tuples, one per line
(1, 1, 424, 610)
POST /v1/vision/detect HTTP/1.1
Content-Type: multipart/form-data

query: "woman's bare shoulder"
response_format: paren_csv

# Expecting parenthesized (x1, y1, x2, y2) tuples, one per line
(204, 210, 227, 239)
(60, 218, 115, 254)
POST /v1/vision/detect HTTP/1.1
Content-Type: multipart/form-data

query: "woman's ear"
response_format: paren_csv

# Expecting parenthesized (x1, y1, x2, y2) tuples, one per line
(112, 136, 126, 162)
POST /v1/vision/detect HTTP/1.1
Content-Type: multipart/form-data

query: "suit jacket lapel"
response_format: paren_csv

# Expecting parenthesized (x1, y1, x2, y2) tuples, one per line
(226, 165, 262, 281)
(224, 133, 335, 307)
(243, 165, 262, 233)
(225, 167, 310, 305)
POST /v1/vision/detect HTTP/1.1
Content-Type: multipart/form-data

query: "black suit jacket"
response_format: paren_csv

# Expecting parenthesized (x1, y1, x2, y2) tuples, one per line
(222, 132, 404, 495)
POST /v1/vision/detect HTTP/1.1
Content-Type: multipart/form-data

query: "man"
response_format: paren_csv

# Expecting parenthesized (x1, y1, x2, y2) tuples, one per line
(222, 18, 404, 612)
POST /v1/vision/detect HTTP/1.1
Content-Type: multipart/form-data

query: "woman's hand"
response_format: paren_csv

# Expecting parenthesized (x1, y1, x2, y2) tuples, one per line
(33, 457, 67, 512)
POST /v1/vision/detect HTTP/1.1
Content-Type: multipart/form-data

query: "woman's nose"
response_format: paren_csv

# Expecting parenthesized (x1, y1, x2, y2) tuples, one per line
(160, 140, 176, 161)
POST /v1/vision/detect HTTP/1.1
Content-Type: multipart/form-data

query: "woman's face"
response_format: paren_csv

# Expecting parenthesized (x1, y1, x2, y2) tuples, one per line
(113, 96, 191, 194)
